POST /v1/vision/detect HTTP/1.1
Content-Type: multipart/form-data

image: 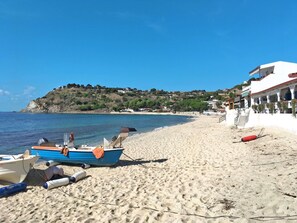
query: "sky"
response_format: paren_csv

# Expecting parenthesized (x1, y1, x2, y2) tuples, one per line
(1, 0, 297, 111)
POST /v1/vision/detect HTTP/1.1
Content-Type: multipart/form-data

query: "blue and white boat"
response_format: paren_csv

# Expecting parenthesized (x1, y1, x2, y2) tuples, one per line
(31, 128, 136, 167)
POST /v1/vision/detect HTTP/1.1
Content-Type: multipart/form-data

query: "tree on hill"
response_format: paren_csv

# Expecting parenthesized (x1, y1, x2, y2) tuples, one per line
(23, 81, 250, 113)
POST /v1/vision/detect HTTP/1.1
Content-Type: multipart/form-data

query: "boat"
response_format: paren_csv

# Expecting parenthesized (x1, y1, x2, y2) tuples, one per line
(0, 150, 39, 184)
(31, 127, 136, 167)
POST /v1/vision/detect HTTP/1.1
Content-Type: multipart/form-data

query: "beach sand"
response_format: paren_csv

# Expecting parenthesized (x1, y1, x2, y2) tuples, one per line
(1, 115, 297, 222)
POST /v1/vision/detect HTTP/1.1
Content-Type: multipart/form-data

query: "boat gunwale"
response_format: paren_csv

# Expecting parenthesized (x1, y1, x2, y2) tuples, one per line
(0, 155, 39, 164)
(31, 146, 124, 152)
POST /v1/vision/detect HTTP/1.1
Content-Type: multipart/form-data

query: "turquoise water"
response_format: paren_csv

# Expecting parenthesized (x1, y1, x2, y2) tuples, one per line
(0, 112, 192, 154)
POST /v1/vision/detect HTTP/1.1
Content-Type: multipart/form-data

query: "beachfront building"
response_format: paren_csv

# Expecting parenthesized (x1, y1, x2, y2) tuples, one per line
(224, 61, 297, 134)
(241, 61, 297, 113)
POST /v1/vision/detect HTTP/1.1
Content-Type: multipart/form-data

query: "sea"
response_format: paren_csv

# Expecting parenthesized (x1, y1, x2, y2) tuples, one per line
(0, 112, 192, 155)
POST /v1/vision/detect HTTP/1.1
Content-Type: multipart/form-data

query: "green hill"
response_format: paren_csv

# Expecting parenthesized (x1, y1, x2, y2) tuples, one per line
(21, 83, 233, 113)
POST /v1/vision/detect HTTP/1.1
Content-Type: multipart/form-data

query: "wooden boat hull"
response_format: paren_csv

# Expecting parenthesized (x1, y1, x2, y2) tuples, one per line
(31, 146, 123, 166)
(0, 155, 39, 184)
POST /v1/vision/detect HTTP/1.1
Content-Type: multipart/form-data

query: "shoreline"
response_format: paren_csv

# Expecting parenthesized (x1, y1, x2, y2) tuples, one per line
(16, 110, 202, 117)
(0, 112, 196, 155)
(2, 115, 296, 222)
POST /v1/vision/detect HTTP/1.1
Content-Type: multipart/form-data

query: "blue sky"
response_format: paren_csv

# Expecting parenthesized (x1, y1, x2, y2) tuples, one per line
(1, 0, 297, 111)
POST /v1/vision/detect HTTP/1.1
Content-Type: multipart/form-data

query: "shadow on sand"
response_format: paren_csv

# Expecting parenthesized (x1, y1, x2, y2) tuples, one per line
(113, 158, 168, 168)
(24, 169, 49, 186)
(22, 158, 168, 186)
(24, 169, 72, 187)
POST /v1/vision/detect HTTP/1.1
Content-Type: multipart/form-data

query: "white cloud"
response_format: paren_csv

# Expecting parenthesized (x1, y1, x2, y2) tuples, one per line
(23, 86, 36, 96)
(0, 89, 10, 96)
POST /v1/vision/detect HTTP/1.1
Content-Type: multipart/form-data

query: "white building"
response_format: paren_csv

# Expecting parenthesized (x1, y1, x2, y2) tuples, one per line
(225, 61, 297, 134)
(242, 61, 297, 111)
(207, 99, 219, 110)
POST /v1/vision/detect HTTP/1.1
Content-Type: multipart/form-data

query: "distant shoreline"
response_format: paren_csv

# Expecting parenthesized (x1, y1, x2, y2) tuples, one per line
(16, 110, 200, 117)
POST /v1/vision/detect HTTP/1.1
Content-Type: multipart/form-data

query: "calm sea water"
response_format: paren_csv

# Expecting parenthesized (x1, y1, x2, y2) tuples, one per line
(0, 112, 192, 154)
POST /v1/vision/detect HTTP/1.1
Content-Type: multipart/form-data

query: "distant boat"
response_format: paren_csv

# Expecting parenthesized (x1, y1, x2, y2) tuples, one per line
(0, 151, 39, 184)
(31, 127, 136, 167)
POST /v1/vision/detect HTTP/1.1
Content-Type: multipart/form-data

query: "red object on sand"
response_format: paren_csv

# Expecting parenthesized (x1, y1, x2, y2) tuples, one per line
(241, 135, 257, 142)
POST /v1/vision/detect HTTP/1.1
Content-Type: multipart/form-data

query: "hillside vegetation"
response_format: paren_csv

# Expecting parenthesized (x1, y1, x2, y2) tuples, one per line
(21, 83, 247, 113)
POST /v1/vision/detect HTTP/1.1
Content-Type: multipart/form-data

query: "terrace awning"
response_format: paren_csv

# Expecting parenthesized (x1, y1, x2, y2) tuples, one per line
(241, 91, 250, 97)
(249, 62, 276, 77)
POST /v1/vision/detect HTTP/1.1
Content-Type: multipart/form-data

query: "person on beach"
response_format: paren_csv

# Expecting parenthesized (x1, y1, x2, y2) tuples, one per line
(68, 132, 75, 147)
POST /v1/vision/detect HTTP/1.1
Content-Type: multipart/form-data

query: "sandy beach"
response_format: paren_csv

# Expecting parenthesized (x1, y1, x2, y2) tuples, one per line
(1, 115, 297, 223)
